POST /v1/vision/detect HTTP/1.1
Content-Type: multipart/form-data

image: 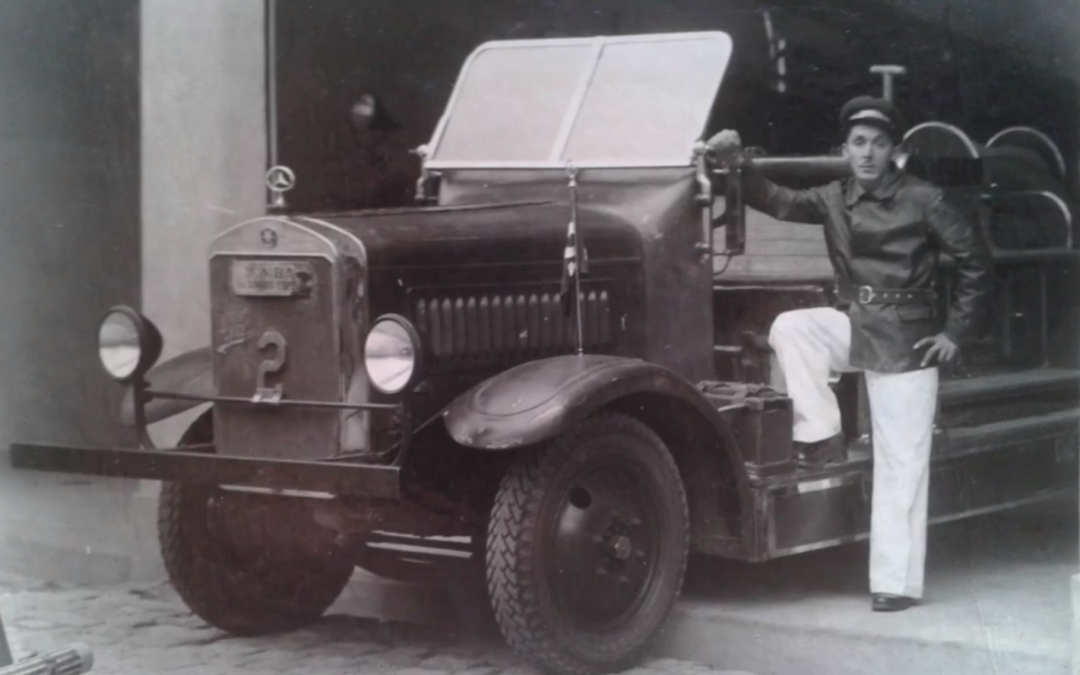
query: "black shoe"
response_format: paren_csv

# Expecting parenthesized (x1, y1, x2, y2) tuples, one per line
(872, 593, 916, 612)
(795, 433, 847, 469)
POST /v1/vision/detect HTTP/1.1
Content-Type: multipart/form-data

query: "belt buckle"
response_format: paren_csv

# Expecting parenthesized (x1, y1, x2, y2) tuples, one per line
(857, 285, 875, 304)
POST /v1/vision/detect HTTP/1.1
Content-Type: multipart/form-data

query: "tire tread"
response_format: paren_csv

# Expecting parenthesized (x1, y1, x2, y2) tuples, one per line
(158, 413, 353, 636)
(486, 412, 689, 675)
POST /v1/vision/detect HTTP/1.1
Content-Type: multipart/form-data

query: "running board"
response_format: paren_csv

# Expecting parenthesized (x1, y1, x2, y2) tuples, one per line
(747, 407, 1079, 561)
(765, 406, 1080, 486)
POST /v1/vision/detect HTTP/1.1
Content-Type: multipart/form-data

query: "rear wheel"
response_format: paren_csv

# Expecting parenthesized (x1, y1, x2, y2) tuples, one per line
(487, 412, 689, 675)
(158, 412, 354, 636)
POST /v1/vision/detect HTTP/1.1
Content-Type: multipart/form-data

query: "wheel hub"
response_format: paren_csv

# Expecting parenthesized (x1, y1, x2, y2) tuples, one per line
(547, 468, 659, 630)
(610, 534, 632, 561)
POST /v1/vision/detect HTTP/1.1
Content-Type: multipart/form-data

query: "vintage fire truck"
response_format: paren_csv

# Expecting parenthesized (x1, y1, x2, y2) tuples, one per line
(9, 32, 1080, 675)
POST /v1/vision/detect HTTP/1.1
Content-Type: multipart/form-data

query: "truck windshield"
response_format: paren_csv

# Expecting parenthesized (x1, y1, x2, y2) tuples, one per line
(427, 32, 733, 168)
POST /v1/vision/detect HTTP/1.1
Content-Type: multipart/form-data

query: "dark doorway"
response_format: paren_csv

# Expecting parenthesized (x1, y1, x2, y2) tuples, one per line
(271, 0, 1077, 212)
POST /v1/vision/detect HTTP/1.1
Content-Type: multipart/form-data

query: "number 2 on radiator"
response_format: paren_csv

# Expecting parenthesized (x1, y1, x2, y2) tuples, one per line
(254, 331, 287, 400)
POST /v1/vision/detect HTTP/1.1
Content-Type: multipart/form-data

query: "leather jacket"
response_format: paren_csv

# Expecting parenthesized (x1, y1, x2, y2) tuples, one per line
(740, 163, 992, 373)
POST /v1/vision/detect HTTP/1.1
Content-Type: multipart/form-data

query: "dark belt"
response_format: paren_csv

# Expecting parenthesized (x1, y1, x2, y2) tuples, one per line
(837, 285, 936, 306)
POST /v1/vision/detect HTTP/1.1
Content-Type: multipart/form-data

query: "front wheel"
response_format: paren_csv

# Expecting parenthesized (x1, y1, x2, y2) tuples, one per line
(158, 413, 355, 636)
(487, 412, 689, 675)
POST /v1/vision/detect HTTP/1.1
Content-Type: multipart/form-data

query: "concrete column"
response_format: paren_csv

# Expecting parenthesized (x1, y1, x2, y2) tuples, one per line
(141, 0, 267, 378)
(136, 0, 267, 579)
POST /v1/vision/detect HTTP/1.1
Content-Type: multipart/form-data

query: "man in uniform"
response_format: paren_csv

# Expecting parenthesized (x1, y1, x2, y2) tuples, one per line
(706, 96, 991, 612)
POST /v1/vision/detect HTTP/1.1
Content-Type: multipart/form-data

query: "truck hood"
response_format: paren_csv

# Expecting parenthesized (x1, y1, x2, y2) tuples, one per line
(299, 200, 642, 269)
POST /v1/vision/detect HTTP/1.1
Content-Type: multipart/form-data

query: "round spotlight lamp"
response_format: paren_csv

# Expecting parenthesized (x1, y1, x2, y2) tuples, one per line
(97, 306, 163, 383)
(364, 315, 423, 395)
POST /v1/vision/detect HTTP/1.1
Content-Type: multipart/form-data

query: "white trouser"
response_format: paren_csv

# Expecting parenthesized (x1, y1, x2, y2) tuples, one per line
(767, 307, 939, 598)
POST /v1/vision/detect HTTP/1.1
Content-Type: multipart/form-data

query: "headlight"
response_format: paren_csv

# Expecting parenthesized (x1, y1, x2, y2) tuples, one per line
(97, 306, 162, 383)
(364, 315, 423, 395)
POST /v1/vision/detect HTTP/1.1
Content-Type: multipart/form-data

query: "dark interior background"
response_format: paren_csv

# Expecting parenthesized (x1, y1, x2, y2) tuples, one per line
(272, 0, 1078, 213)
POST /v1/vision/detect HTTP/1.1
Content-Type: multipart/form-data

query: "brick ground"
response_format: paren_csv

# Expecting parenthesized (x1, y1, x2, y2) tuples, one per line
(0, 572, 752, 675)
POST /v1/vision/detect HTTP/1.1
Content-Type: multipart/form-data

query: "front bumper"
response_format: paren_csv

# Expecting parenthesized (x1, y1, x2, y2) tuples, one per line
(7, 443, 400, 500)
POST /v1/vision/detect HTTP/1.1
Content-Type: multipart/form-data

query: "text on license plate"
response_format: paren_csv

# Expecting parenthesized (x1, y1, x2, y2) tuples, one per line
(231, 260, 315, 297)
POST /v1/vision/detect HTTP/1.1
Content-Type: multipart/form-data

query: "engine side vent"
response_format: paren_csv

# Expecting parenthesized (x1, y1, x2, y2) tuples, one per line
(412, 287, 612, 369)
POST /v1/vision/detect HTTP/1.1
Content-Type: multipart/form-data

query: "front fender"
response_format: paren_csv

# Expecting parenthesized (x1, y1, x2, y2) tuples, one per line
(120, 347, 213, 426)
(443, 354, 740, 455)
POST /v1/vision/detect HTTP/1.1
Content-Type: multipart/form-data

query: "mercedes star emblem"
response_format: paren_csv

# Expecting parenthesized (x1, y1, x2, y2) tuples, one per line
(265, 165, 296, 193)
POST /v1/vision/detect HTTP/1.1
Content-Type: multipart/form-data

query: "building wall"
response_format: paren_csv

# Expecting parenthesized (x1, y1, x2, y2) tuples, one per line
(141, 0, 267, 448)
(0, 0, 142, 582)
(0, 0, 267, 585)
(0, 0, 141, 450)
(141, 0, 267, 385)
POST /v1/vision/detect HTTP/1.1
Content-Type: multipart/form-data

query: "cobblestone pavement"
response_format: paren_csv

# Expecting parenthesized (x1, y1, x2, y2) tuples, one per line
(0, 572, 752, 675)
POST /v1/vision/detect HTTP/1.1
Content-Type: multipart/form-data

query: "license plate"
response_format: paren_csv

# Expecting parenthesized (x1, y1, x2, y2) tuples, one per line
(231, 260, 315, 297)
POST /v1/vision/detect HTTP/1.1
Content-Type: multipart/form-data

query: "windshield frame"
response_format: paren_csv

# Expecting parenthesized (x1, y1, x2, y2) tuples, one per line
(423, 31, 734, 171)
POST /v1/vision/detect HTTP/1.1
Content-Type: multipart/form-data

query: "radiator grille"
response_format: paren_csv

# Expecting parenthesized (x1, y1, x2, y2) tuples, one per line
(413, 288, 612, 367)
(211, 255, 341, 461)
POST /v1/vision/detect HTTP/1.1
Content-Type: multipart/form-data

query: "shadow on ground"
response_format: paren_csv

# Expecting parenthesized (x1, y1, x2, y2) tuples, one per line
(682, 493, 1078, 604)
